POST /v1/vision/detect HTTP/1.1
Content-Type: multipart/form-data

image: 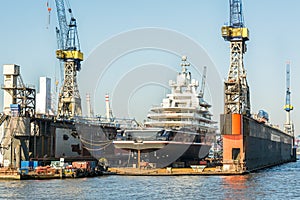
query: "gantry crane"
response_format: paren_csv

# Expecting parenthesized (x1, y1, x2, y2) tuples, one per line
(54, 0, 83, 119)
(222, 0, 250, 116)
(284, 62, 294, 135)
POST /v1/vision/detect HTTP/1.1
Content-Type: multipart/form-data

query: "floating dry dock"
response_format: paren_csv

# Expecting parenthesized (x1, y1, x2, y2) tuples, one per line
(220, 114, 296, 172)
(108, 113, 296, 176)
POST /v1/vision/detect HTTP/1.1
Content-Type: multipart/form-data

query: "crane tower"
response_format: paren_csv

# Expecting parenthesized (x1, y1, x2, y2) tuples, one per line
(284, 62, 294, 135)
(54, 0, 83, 119)
(222, 0, 250, 116)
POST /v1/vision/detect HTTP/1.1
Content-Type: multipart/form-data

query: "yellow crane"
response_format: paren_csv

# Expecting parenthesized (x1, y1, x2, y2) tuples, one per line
(284, 62, 294, 135)
(222, 0, 250, 116)
(54, 0, 83, 119)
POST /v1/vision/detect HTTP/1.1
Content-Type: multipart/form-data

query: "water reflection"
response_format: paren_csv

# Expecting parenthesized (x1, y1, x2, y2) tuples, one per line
(0, 160, 298, 199)
(222, 175, 250, 199)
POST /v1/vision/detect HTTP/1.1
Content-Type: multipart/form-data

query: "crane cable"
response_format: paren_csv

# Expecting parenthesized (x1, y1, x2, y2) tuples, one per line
(46, 1, 52, 29)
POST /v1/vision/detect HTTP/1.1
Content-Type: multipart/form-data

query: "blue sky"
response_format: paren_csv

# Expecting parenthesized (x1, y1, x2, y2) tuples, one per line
(0, 1, 300, 136)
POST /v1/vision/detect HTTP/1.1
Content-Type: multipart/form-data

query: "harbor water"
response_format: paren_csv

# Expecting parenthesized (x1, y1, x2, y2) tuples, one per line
(0, 159, 299, 200)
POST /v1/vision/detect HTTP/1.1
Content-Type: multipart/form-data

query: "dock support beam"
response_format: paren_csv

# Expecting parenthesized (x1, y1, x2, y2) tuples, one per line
(137, 150, 141, 169)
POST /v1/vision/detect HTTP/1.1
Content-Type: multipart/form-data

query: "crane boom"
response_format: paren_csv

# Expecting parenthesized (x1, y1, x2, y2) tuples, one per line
(222, 0, 249, 42)
(222, 0, 250, 116)
(55, 0, 83, 66)
(230, 0, 244, 28)
(55, 0, 68, 50)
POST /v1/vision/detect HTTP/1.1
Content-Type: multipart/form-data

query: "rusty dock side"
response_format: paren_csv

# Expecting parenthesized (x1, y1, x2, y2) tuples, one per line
(0, 168, 21, 180)
(108, 166, 246, 176)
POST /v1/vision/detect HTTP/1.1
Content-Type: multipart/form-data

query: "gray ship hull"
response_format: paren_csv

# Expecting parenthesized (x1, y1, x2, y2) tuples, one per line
(113, 141, 211, 168)
(112, 128, 213, 168)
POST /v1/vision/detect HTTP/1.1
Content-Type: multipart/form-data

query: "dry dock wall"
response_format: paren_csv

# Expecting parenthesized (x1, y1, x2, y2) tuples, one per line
(220, 114, 295, 172)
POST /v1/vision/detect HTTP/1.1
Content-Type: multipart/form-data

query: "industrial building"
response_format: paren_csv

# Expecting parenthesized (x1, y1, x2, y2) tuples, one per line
(36, 77, 52, 116)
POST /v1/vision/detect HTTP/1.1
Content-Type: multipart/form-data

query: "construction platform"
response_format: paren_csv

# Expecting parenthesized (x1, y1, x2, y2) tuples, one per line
(0, 168, 21, 180)
(0, 167, 104, 180)
(108, 166, 247, 176)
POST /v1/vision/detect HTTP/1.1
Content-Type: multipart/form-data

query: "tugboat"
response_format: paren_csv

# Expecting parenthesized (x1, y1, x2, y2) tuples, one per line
(113, 56, 217, 168)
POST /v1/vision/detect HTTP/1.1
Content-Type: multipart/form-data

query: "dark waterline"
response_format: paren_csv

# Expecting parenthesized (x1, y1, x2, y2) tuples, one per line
(0, 159, 299, 200)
